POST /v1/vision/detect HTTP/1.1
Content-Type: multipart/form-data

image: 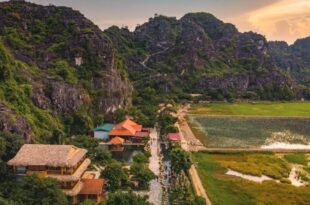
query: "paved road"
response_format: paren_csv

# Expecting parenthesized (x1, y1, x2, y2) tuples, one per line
(148, 128, 163, 205)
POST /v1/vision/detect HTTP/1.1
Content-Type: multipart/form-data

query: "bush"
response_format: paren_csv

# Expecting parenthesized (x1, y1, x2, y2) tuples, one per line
(280, 178, 291, 184)
(49, 60, 78, 84)
(13, 175, 68, 205)
(133, 153, 149, 164)
(105, 192, 151, 205)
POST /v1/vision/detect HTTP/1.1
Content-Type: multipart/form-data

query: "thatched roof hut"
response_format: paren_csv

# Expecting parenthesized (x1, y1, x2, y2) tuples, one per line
(7, 144, 87, 167)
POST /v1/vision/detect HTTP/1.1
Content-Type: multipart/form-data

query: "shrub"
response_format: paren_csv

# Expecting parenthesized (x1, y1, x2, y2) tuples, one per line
(133, 153, 149, 164)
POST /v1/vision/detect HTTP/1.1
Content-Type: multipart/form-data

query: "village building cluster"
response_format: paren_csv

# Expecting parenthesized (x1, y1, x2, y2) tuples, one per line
(7, 118, 182, 204)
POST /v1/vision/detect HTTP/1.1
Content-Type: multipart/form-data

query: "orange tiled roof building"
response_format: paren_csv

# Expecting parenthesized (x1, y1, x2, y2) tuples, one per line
(109, 119, 150, 143)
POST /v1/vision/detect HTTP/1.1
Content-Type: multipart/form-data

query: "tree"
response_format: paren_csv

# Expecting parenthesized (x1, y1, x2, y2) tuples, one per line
(93, 114, 104, 127)
(170, 148, 192, 174)
(67, 135, 99, 151)
(0, 132, 23, 161)
(165, 125, 179, 134)
(0, 197, 19, 205)
(101, 162, 128, 191)
(105, 192, 151, 205)
(90, 149, 112, 165)
(158, 110, 178, 135)
(79, 200, 96, 205)
(131, 163, 155, 189)
(133, 153, 149, 164)
(13, 175, 68, 205)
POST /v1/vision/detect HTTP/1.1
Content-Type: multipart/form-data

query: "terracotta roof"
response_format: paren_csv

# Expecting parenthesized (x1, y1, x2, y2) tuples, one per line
(79, 179, 104, 195)
(109, 137, 125, 145)
(7, 144, 87, 167)
(109, 119, 142, 136)
(167, 133, 181, 141)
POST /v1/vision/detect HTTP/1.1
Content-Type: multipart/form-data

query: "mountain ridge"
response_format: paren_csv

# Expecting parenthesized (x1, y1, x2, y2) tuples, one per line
(105, 13, 309, 101)
(0, 1, 309, 142)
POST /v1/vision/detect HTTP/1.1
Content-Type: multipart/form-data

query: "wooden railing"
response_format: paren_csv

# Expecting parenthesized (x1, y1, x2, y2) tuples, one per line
(26, 170, 48, 178)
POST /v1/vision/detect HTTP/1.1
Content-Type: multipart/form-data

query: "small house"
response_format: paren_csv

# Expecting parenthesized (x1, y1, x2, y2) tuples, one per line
(93, 123, 114, 141)
(109, 119, 149, 143)
(108, 137, 125, 152)
(167, 133, 181, 146)
(78, 179, 105, 203)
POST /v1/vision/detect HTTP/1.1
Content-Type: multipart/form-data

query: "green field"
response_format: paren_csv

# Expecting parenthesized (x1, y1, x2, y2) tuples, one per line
(188, 116, 310, 147)
(193, 152, 310, 205)
(190, 102, 310, 116)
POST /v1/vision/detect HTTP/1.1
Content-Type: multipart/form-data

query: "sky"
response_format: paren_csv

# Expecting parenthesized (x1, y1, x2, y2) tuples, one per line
(5, 0, 310, 44)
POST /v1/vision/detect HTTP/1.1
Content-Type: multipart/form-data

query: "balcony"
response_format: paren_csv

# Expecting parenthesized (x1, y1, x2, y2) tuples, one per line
(62, 181, 84, 196)
(48, 158, 91, 182)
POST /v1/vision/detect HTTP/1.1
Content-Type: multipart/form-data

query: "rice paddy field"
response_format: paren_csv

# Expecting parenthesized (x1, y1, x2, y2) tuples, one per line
(188, 102, 310, 148)
(192, 152, 310, 205)
(188, 116, 310, 147)
(189, 102, 310, 116)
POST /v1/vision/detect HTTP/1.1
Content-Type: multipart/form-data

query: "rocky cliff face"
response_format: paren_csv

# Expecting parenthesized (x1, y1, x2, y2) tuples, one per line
(106, 13, 305, 100)
(0, 1, 132, 141)
(269, 37, 310, 86)
(0, 101, 32, 142)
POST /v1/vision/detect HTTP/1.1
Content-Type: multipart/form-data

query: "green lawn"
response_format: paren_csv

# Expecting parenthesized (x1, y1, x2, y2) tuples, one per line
(193, 152, 310, 205)
(190, 102, 310, 117)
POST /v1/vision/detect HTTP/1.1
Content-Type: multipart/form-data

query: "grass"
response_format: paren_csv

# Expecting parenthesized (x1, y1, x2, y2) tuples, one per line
(190, 102, 310, 117)
(284, 154, 309, 166)
(193, 152, 310, 205)
(211, 153, 291, 179)
(188, 116, 310, 147)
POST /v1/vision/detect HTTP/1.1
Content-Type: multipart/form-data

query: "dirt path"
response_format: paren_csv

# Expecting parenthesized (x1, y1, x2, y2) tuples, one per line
(176, 105, 207, 152)
(189, 165, 212, 205)
(140, 47, 169, 68)
(176, 105, 212, 205)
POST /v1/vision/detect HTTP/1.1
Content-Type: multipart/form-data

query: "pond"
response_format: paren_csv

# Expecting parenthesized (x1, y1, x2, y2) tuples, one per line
(98, 144, 145, 163)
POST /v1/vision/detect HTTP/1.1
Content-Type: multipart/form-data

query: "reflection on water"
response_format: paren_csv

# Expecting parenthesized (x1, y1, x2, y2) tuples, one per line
(98, 144, 144, 162)
(113, 146, 145, 162)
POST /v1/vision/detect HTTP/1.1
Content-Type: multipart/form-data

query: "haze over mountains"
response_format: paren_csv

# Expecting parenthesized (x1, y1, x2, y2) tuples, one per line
(0, 1, 309, 142)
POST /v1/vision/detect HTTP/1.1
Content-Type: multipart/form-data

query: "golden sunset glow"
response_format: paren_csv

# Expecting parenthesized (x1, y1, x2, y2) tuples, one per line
(247, 0, 310, 43)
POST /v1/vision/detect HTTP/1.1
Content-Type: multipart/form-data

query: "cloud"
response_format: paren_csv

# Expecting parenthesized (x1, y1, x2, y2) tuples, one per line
(246, 0, 310, 44)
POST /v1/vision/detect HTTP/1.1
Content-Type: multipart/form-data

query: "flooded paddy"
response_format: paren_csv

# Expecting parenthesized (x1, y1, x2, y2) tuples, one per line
(188, 115, 310, 148)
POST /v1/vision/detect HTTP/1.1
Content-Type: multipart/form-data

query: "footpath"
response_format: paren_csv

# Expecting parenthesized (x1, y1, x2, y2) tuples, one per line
(176, 105, 212, 205)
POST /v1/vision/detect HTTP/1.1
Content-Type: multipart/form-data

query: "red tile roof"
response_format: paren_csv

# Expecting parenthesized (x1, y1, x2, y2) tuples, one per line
(79, 179, 104, 195)
(109, 137, 125, 145)
(167, 133, 181, 141)
(109, 119, 142, 136)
